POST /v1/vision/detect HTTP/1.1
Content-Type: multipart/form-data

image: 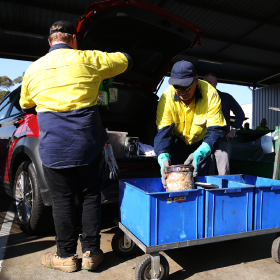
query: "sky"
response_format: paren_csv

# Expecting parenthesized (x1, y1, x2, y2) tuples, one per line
(0, 58, 252, 105)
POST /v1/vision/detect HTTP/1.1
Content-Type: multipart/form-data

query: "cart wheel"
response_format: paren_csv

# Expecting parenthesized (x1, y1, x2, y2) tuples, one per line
(111, 229, 137, 257)
(135, 254, 169, 280)
(272, 235, 280, 263)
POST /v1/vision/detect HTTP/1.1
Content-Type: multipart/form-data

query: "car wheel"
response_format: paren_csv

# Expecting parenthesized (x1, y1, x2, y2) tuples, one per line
(135, 254, 169, 280)
(111, 228, 138, 257)
(13, 161, 54, 235)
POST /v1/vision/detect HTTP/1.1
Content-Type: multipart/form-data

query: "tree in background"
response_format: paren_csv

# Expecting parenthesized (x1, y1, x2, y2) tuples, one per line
(0, 73, 24, 101)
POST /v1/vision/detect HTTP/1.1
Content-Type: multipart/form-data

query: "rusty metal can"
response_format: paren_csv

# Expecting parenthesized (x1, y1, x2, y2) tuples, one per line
(164, 164, 194, 191)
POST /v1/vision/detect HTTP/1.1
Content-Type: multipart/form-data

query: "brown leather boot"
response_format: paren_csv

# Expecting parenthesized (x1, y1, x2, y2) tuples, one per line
(81, 250, 104, 271)
(41, 252, 79, 272)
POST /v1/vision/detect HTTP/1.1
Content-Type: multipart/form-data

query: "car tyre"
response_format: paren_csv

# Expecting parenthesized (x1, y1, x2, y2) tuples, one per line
(272, 235, 280, 263)
(13, 161, 54, 235)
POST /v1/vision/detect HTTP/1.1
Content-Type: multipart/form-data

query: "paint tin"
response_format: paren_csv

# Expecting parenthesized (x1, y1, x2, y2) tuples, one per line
(164, 164, 194, 191)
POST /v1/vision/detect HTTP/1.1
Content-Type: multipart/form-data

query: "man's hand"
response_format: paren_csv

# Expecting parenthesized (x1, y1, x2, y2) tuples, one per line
(184, 154, 198, 177)
(225, 129, 236, 142)
(184, 142, 211, 177)
(158, 153, 171, 188)
(161, 160, 170, 188)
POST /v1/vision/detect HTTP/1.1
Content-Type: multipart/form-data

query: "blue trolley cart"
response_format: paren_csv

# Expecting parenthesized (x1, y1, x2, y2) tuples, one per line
(111, 175, 280, 280)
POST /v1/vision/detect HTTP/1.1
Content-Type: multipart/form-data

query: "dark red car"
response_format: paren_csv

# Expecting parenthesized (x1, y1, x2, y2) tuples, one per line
(0, 0, 202, 235)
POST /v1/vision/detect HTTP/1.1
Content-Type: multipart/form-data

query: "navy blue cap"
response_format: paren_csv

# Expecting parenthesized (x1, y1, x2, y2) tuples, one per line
(50, 20, 77, 35)
(168, 61, 197, 87)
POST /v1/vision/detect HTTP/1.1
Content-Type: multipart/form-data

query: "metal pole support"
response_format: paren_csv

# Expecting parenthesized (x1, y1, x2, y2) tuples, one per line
(273, 123, 280, 180)
(151, 252, 160, 279)
(123, 233, 132, 249)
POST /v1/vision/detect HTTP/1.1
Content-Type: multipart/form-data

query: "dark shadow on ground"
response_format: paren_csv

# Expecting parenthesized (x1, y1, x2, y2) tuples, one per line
(0, 231, 55, 249)
(0, 193, 12, 211)
(4, 240, 56, 260)
(165, 234, 276, 279)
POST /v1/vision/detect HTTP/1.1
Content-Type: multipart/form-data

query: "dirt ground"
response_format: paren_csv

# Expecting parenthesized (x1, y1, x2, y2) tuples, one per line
(1, 192, 280, 280)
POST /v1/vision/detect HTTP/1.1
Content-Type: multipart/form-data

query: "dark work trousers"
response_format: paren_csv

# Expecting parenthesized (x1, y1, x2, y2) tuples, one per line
(170, 135, 211, 176)
(43, 152, 103, 258)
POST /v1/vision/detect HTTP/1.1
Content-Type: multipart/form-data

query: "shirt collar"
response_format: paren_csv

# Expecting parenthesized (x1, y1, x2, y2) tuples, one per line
(174, 86, 202, 103)
(49, 43, 73, 52)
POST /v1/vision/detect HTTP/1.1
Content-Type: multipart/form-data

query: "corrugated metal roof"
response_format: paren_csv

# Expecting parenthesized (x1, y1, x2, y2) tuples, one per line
(168, 4, 259, 37)
(207, 0, 280, 17)
(253, 84, 280, 129)
(244, 25, 280, 48)
(1, 0, 280, 86)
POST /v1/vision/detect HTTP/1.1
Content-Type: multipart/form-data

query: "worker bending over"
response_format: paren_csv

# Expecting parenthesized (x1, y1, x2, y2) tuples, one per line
(154, 61, 226, 186)
(20, 20, 132, 272)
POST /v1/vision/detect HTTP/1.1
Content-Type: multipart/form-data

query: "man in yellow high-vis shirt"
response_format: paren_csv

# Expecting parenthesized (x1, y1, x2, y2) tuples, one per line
(154, 61, 226, 186)
(20, 20, 132, 272)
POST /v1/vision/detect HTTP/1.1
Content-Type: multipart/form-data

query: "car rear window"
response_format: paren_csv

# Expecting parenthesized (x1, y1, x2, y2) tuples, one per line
(0, 98, 11, 120)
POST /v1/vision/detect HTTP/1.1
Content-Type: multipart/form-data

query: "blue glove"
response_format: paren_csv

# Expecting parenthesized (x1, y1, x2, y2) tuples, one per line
(158, 153, 171, 188)
(192, 142, 211, 169)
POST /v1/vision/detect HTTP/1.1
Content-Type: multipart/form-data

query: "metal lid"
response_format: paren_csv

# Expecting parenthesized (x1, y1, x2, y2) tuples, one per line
(165, 164, 194, 173)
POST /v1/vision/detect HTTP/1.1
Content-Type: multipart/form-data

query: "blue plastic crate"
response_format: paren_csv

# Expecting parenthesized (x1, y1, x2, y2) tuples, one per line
(210, 174, 280, 230)
(119, 178, 204, 246)
(196, 176, 255, 237)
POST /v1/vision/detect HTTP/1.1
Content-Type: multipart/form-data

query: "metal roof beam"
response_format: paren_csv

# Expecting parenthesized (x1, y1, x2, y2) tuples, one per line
(256, 71, 280, 84)
(0, 25, 49, 38)
(0, 0, 85, 15)
(165, 70, 267, 87)
(0, 46, 46, 61)
(4, 28, 278, 55)
(176, 0, 280, 27)
(203, 33, 280, 54)
(182, 52, 277, 71)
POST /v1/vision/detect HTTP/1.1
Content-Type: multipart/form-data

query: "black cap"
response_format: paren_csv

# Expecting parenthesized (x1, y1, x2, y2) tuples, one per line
(50, 20, 77, 35)
(168, 61, 197, 87)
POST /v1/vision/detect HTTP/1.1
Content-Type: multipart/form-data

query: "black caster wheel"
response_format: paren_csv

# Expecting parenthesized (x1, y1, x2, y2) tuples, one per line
(272, 235, 280, 263)
(135, 254, 169, 280)
(111, 229, 137, 257)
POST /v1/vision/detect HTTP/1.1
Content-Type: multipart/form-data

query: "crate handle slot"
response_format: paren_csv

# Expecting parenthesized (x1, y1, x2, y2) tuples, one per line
(169, 191, 190, 197)
(225, 188, 242, 193)
(271, 185, 280, 190)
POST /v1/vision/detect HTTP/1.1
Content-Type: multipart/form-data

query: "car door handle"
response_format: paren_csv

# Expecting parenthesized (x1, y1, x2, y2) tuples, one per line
(0, 117, 24, 128)
(13, 117, 24, 127)
(14, 117, 24, 124)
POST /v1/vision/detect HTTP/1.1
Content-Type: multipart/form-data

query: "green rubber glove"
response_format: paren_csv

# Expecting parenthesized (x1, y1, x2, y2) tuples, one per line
(192, 142, 211, 169)
(158, 153, 171, 188)
(158, 153, 171, 175)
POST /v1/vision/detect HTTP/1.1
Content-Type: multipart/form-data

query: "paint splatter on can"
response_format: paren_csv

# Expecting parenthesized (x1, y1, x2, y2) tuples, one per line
(165, 164, 194, 191)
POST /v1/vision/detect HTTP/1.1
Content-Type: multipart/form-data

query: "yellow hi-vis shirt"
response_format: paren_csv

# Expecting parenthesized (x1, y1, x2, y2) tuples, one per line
(156, 80, 226, 145)
(20, 49, 128, 112)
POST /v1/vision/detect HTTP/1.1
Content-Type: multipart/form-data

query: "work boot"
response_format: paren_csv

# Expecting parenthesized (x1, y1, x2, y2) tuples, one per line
(81, 249, 104, 271)
(41, 252, 79, 272)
